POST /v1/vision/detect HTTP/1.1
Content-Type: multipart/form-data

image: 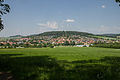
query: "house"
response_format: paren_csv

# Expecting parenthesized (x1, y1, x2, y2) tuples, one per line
(76, 44, 90, 47)
(76, 45, 84, 47)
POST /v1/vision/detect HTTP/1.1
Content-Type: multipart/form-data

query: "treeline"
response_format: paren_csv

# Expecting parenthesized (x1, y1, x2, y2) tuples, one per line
(0, 41, 80, 49)
(92, 43, 120, 49)
(95, 34, 120, 38)
(30, 31, 94, 38)
(0, 43, 55, 48)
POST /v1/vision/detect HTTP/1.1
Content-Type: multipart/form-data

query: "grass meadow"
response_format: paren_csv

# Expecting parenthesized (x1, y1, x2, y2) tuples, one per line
(0, 47, 120, 80)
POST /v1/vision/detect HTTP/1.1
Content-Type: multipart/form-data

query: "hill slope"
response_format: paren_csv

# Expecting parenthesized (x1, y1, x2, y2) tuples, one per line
(96, 34, 120, 38)
(29, 31, 94, 38)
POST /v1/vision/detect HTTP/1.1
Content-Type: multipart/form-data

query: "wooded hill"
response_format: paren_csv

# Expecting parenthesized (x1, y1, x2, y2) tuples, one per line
(28, 31, 94, 38)
(96, 34, 120, 38)
(6, 31, 120, 39)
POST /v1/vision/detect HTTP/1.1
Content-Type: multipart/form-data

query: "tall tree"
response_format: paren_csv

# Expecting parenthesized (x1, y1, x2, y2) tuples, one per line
(116, 0, 120, 6)
(0, 0, 10, 31)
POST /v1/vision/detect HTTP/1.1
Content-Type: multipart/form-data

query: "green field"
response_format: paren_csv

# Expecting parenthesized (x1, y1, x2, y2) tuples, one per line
(92, 35, 119, 40)
(0, 47, 120, 80)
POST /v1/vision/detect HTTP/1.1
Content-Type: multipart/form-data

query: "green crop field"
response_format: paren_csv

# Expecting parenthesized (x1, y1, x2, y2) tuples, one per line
(0, 47, 120, 80)
(92, 35, 118, 40)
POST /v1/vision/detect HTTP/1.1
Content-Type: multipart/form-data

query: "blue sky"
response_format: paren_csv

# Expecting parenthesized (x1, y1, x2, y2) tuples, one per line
(1, 0, 120, 37)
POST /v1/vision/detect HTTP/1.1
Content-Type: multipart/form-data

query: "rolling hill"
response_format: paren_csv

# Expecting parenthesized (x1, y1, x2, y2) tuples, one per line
(28, 31, 94, 38)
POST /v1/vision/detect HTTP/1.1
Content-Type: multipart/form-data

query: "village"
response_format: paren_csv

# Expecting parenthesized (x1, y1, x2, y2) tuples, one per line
(0, 35, 120, 48)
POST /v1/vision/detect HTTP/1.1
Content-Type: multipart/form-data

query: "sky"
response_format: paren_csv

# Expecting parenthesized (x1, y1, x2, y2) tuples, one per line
(0, 0, 120, 37)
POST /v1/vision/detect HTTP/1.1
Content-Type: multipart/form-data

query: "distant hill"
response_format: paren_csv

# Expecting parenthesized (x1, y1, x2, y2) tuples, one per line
(28, 31, 94, 38)
(96, 34, 120, 38)
(9, 35, 23, 38)
(8, 31, 120, 39)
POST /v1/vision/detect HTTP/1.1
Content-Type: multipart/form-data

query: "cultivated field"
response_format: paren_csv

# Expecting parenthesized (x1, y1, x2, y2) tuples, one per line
(0, 47, 120, 80)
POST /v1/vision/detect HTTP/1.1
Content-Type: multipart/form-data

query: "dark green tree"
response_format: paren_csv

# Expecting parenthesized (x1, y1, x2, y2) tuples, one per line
(37, 44, 42, 48)
(0, 0, 10, 31)
(116, 0, 120, 6)
(116, 0, 120, 3)
(49, 44, 54, 48)
(64, 41, 69, 46)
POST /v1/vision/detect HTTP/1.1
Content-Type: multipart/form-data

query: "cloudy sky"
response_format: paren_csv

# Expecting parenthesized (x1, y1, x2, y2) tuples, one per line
(1, 0, 120, 37)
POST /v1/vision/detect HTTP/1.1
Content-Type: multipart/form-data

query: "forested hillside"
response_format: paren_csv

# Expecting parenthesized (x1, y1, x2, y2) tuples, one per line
(29, 31, 94, 38)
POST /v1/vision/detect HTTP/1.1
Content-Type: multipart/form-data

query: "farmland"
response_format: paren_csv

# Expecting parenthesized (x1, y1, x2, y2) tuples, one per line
(0, 47, 120, 80)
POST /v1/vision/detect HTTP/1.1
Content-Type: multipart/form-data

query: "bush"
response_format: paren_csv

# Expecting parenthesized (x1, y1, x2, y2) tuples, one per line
(92, 43, 120, 49)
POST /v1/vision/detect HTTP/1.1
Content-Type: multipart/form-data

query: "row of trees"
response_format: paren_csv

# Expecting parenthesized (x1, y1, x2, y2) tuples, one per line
(92, 43, 120, 49)
(0, 41, 78, 48)
(0, 43, 55, 48)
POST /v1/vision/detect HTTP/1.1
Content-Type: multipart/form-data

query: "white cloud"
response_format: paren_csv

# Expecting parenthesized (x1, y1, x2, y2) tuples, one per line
(101, 5, 106, 8)
(37, 21, 58, 29)
(64, 19, 75, 23)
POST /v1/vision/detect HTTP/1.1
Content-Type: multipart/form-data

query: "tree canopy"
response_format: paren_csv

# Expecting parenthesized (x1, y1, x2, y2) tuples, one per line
(0, 0, 10, 31)
(116, 0, 120, 6)
(116, 0, 120, 3)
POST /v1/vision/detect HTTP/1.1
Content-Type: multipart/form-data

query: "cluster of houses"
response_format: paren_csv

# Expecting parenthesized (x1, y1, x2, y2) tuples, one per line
(0, 35, 120, 48)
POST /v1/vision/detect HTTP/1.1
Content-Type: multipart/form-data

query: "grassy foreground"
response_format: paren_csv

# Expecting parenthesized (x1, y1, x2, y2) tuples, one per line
(0, 47, 120, 80)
